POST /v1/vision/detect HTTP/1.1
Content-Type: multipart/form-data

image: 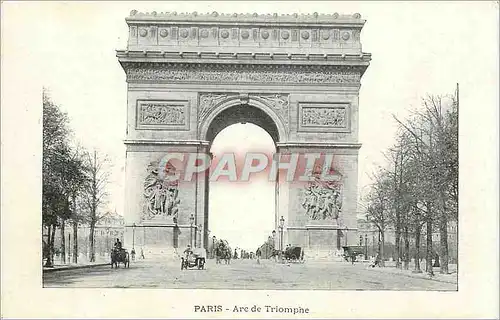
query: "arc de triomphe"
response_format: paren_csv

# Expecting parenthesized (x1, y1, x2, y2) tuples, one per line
(117, 10, 371, 259)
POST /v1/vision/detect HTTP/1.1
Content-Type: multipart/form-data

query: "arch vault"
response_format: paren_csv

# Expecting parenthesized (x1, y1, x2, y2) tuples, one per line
(117, 10, 371, 259)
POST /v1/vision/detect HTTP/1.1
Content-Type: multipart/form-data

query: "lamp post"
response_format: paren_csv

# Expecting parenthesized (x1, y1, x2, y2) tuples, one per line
(372, 233, 375, 258)
(132, 223, 136, 250)
(197, 225, 202, 248)
(189, 214, 194, 247)
(173, 217, 178, 249)
(212, 236, 216, 259)
(68, 233, 71, 263)
(279, 216, 285, 253)
(364, 234, 368, 260)
(105, 227, 110, 253)
(344, 226, 348, 246)
(272, 230, 276, 250)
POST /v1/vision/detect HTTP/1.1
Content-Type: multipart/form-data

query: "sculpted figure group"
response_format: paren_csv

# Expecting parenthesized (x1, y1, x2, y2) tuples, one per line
(143, 162, 180, 219)
(302, 180, 342, 220)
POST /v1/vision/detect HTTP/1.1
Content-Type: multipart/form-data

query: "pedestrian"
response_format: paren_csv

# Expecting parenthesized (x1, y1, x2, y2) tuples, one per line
(114, 238, 122, 251)
(433, 253, 440, 267)
(140, 247, 145, 259)
(369, 255, 376, 268)
(131, 248, 136, 261)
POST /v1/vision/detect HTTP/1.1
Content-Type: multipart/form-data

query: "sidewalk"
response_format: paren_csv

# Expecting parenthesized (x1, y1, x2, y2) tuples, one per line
(43, 261, 111, 273)
(43, 256, 111, 273)
(364, 262, 458, 284)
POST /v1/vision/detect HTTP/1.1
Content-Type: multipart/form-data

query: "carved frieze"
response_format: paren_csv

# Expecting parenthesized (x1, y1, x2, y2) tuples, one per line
(124, 63, 362, 84)
(298, 103, 350, 133)
(136, 100, 190, 130)
(143, 160, 180, 221)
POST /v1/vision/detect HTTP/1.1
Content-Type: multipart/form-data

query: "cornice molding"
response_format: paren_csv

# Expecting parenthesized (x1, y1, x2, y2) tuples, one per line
(117, 50, 371, 65)
(127, 10, 365, 26)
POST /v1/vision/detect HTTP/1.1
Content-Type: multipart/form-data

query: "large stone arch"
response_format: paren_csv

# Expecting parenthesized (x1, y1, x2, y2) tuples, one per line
(117, 10, 371, 259)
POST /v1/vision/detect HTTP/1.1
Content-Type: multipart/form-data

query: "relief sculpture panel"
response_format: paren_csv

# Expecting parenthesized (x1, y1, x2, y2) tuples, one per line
(301, 173, 343, 221)
(302, 107, 346, 127)
(136, 100, 190, 130)
(298, 103, 350, 133)
(143, 160, 180, 221)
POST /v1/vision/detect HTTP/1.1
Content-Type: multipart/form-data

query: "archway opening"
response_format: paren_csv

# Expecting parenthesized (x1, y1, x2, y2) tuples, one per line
(205, 104, 279, 255)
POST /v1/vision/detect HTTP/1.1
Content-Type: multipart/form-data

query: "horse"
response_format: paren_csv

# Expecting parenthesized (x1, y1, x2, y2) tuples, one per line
(111, 248, 130, 268)
(215, 240, 232, 265)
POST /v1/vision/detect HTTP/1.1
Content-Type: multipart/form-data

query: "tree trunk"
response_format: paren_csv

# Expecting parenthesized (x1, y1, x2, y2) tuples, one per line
(414, 222, 422, 272)
(60, 220, 66, 264)
(73, 220, 78, 264)
(426, 217, 433, 274)
(89, 221, 96, 262)
(403, 226, 410, 270)
(44, 225, 54, 267)
(395, 227, 401, 268)
(439, 213, 449, 274)
(380, 231, 385, 267)
(47, 224, 57, 267)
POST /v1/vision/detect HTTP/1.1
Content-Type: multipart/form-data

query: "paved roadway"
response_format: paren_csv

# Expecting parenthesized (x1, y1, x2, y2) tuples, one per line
(43, 258, 456, 290)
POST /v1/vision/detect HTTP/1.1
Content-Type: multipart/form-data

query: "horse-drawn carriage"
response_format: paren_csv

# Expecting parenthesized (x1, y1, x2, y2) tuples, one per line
(342, 246, 364, 263)
(181, 247, 206, 270)
(214, 240, 232, 265)
(111, 248, 130, 268)
(283, 246, 305, 263)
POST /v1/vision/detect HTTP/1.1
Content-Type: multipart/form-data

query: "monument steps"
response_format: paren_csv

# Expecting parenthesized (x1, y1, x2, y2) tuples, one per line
(304, 248, 345, 262)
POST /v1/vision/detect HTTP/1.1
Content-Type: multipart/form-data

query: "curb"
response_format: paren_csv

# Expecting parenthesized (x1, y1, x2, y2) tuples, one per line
(43, 263, 111, 273)
(367, 267, 458, 285)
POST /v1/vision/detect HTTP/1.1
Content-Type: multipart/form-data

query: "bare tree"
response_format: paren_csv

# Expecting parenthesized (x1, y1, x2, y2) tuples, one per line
(82, 150, 110, 262)
(366, 170, 392, 267)
(394, 92, 458, 274)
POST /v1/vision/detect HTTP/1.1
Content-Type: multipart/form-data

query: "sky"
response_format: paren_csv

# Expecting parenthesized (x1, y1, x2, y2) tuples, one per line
(2, 1, 498, 251)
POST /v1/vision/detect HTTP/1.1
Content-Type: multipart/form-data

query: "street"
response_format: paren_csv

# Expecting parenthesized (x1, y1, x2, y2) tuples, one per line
(43, 258, 457, 290)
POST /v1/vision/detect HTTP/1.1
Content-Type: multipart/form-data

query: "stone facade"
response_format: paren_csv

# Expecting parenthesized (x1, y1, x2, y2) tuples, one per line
(117, 10, 371, 258)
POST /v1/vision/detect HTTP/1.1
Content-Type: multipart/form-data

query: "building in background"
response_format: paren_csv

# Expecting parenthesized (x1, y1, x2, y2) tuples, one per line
(51, 211, 125, 264)
(356, 218, 458, 262)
